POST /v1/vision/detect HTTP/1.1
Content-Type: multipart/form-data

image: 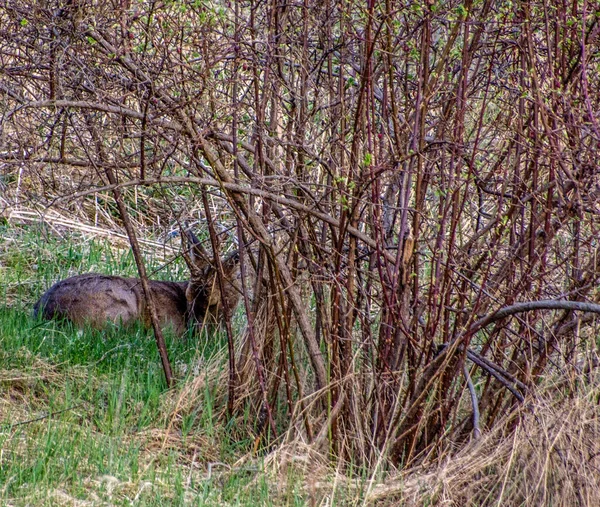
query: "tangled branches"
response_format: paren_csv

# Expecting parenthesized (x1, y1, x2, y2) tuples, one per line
(2, 0, 600, 468)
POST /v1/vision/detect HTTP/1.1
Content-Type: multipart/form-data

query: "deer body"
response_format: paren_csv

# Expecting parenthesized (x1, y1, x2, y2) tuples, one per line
(33, 234, 241, 335)
(34, 274, 191, 334)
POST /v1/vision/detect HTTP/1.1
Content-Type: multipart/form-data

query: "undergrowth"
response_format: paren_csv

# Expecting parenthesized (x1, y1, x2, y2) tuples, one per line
(367, 379, 600, 506)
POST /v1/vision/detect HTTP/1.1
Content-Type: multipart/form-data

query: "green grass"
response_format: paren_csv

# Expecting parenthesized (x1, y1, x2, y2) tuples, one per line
(0, 225, 307, 506)
(0, 222, 187, 308)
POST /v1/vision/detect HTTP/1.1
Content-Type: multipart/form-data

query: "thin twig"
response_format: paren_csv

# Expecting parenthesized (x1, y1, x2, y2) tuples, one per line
(2, 403, 86, 430)
(463, 363, 481, 440)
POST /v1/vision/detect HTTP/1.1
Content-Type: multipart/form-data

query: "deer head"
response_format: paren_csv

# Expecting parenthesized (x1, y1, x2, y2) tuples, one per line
(183, 230, 241, 330)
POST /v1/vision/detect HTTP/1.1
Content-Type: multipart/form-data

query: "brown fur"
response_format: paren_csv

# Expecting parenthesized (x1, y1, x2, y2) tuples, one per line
(184, 250, 241, 330)
(33, 236, 241, 335)
(34, 274, 190, 334)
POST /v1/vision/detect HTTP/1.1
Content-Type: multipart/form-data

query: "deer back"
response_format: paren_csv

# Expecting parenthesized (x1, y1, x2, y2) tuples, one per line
(34, 273, 189, 335)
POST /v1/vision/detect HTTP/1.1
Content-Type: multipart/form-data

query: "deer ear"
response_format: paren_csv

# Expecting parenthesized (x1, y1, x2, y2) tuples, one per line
(182, 229, 210, 275)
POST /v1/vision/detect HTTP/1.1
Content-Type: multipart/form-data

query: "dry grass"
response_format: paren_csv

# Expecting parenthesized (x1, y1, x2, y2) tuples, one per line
(366, 377, 600, 506)
(221, 372, 600, 506)
(5, 205, 178, 258)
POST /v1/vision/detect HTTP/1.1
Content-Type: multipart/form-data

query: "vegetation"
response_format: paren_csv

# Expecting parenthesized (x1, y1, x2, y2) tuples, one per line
(2, 0, 600, 504)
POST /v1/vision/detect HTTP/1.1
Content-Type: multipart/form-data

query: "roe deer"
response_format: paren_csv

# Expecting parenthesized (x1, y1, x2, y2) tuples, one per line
(33, 231, 240, 335)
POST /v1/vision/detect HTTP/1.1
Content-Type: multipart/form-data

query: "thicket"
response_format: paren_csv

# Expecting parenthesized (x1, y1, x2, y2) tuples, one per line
(2, 0, 600, 477)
